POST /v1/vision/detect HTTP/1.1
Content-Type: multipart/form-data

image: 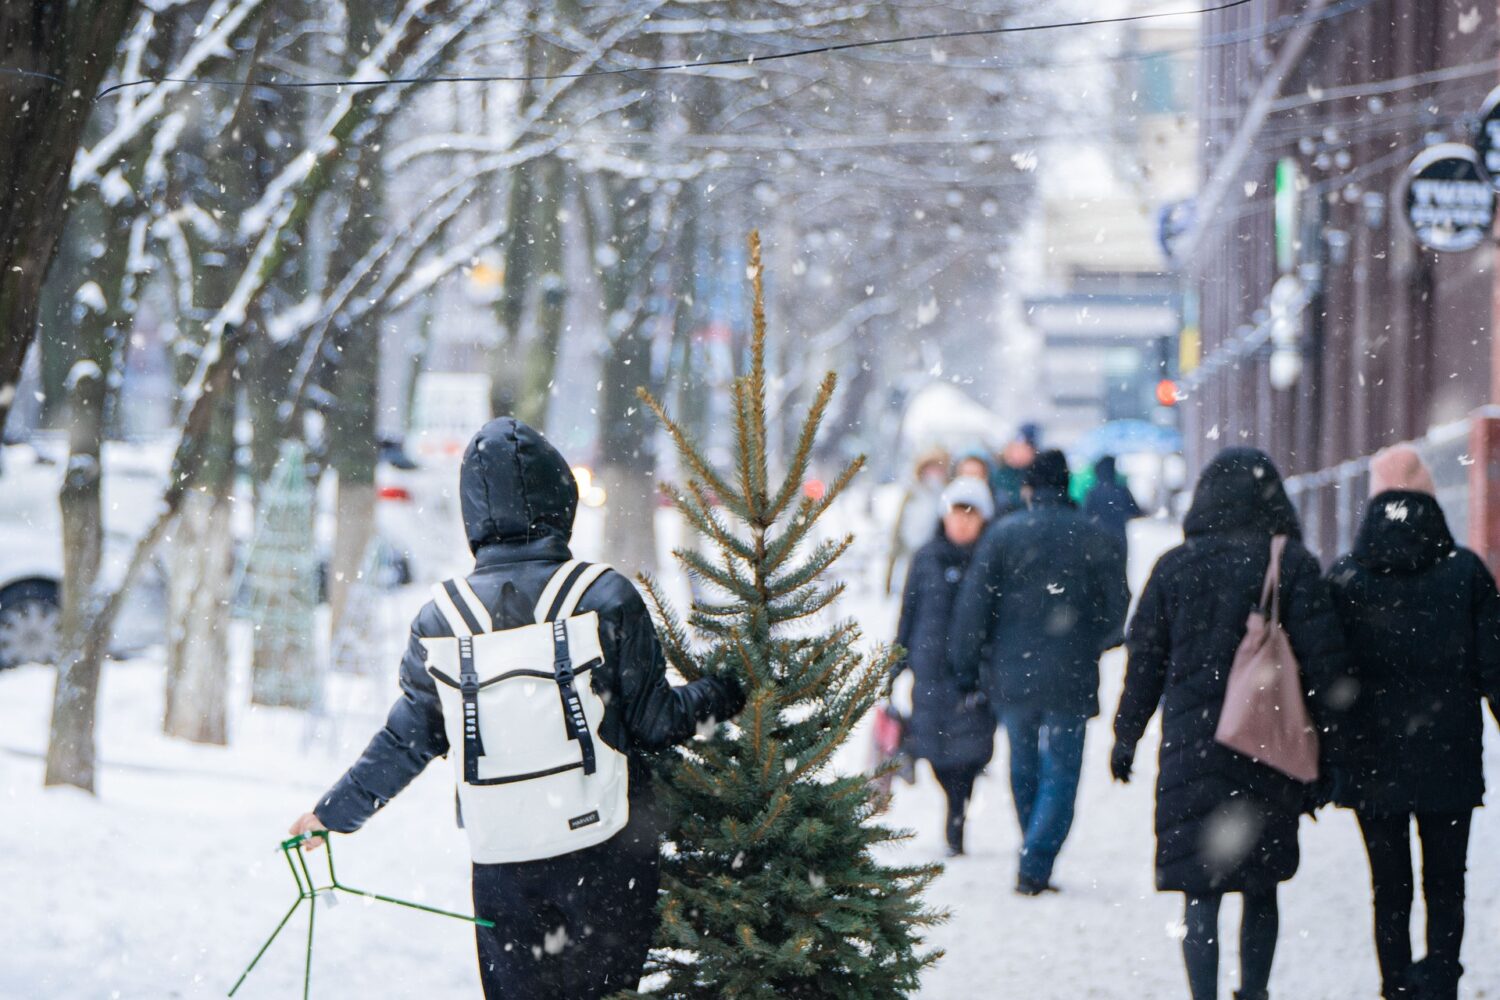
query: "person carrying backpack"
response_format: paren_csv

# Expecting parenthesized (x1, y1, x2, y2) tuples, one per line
(288, 417, 744, 1000)
(1326, 445, 1500, 1000)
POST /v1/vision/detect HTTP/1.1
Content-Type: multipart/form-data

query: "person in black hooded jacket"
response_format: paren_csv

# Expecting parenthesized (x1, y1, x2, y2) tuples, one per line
(1111, 447, 1347, 1000)
(1326, 445, 1500, 1000)
(287, 417, 743, 1000)
(948, 450, 1129, 893)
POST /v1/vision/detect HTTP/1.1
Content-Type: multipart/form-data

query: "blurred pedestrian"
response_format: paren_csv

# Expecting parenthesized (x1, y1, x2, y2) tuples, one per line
(885, 447, 951, 595)
(893, 476, 997, 857)
(949, 449, 1129, 893)
(1084, 454, 1144, 552)
(1326, 445, 1500, 1000)
(990, 423, 1039, 513)
(1111, 447, 1347, 1000)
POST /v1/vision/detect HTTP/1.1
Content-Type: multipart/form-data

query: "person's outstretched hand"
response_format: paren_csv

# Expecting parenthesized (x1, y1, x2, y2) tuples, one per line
(1109, 740, 1135, 784)
(288, 812, 328, 851)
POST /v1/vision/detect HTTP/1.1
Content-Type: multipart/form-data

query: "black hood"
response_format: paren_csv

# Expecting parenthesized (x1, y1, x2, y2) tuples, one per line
(1353, 490, 1455, 574)
(459, 417, 578, 552)
(1183, 447, 1301, 539)
(1094, 455, 1118, 481)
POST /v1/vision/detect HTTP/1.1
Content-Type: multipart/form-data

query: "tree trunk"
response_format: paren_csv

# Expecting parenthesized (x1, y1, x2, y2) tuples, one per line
(328, 479, 376, 633)
(516, 157, 568, 429)
(326, 114, 385, 634)
(0, 0, 138, 435)
(45, 362, 108, 791)
(163, 389, 235, 740)
(162, 484, 233, 744)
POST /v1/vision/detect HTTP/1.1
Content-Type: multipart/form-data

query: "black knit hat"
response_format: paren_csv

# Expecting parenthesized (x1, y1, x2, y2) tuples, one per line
(1024, 449, 1070, 492)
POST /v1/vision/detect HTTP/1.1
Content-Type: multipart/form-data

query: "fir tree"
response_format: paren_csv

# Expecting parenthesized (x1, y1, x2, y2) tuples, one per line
(630, 232, 943, 999)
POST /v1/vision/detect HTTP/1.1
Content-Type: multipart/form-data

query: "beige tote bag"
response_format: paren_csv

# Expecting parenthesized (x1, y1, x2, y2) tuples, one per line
(1214, 535, 1320, 783)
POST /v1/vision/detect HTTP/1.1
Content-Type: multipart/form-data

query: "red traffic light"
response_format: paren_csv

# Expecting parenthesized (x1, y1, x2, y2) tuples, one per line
(1155, 379, 1180, 407)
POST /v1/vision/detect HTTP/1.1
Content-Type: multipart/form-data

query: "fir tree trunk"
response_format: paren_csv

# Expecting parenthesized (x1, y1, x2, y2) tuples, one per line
(162, 485, 233, 744)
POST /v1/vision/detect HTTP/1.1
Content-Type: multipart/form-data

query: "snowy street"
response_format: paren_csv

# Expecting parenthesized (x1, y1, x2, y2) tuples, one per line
(5, 516, 1499, 999)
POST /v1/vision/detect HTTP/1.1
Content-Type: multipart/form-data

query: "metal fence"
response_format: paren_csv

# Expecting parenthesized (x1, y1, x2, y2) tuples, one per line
(1284, 418, 1472, 567)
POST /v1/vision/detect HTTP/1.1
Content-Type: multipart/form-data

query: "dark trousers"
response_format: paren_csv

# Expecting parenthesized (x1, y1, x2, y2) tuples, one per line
(1181, 889, 1278, 1000)
(472, 824, 661, 1000)
(932, 762, 984, 852)
(1357, 810, 1472, 1000)
(1000, 708, 1087, 884)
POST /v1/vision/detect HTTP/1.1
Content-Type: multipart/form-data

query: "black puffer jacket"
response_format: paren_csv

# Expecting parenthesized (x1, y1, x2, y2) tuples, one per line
(1326, 490, 1500, 814)
(1113, 448, 1348, 894)
(316, 418, 741, 834)
(947, 488, 1130, 718)
(894, 530, 995, 770)
(1084, 455, 1143, 549)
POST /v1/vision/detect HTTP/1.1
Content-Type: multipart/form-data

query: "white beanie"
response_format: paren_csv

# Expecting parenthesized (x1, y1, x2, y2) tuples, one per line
(942, 476, 995, 521)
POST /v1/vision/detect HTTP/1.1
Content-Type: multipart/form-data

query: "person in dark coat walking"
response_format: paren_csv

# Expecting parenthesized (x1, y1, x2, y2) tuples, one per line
(893, 475, 998, 856)
(1326, 445, 1500, 1000)
(1084, 454, 1143, 550)
(1111, 447, 1348, 1000)
(288, 418, 744, 1000)
(948, 449, 1130, 893)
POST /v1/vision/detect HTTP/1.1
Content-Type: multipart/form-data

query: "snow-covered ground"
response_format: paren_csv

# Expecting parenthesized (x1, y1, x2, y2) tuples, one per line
(4, 515, 1499, 998)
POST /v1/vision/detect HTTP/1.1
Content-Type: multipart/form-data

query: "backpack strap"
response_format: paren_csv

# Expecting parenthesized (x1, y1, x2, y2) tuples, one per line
(537, 560, 612, 777)
(548, 563, 611, 622)
(450, 577, 493, 633)
(432, 581, 476, 637)
(533, 559, 584, 623)
(458, 634, 484, 782)
(550, 618, 596, 775)
(430, 579, 491, 784)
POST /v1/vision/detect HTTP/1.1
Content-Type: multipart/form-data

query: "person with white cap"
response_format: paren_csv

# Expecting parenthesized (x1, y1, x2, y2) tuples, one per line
(1327, 444, 1500, 1000)
(892, 476, 997, 856)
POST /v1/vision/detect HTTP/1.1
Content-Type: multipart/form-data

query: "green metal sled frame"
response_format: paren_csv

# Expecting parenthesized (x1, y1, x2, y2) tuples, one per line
(228, 830, 492, 998)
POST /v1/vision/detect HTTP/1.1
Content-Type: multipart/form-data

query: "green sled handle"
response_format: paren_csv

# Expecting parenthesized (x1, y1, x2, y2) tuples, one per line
(228, 830, 493, 999)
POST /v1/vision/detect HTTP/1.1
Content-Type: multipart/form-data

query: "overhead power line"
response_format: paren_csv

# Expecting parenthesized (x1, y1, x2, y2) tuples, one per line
(88, 0, 1259, 99)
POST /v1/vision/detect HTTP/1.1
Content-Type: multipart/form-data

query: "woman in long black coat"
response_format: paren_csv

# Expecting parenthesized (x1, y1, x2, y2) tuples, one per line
(894, 476, 997, 856)
(1111, 448, 1347, 1000)
(1326, 446, 1500, 1000)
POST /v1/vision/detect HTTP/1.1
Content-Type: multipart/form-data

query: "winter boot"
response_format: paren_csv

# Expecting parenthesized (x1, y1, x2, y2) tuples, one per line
(945, 815, 965, 857)
(1233, 993, 1268, 1000)
(1014, 873, 1059, 896)
(1409, 956, 1462, 1000)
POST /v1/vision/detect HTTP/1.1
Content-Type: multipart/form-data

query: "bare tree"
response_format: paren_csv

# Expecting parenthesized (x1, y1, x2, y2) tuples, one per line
(0, 0, 139, 435)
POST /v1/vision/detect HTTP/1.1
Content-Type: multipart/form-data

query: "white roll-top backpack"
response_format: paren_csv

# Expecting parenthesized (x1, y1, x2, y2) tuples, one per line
(424, 560, 630, 864)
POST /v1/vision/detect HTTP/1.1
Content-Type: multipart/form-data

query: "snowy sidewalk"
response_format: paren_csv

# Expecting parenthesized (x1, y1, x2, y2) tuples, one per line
(3, 517, 1499, 998)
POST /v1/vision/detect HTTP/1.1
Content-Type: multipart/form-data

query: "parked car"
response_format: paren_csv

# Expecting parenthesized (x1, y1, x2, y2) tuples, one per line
(0, 441, 169, 670)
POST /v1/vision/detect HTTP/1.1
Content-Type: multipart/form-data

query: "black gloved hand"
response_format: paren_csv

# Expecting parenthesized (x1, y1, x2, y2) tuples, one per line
(711, 674, 747, 722)
(1110, 740, 1135, 784)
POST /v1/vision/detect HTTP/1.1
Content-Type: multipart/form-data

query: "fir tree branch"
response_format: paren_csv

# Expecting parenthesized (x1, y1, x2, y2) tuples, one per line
(637, 385, 742, 518)
(767, 371, 837, 521)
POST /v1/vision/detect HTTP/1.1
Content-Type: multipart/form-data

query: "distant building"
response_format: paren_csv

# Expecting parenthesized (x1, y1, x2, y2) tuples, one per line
(1007, 6, 1198, 447)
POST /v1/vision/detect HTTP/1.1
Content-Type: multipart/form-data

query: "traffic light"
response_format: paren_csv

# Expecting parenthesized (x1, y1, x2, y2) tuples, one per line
(1155, 378, 1179, 407)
